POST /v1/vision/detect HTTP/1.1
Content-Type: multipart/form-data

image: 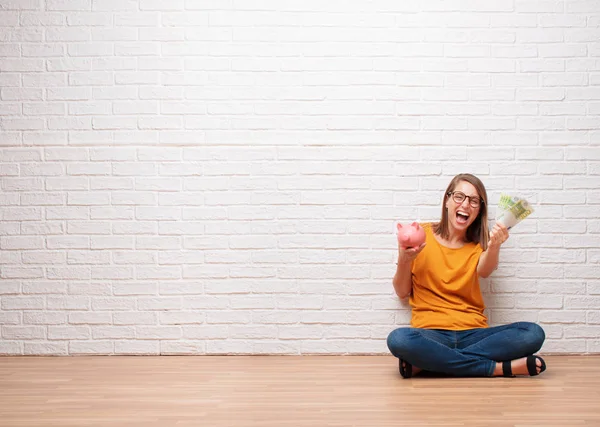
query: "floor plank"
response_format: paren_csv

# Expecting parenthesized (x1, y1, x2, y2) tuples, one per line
(1, 355, 598, 426)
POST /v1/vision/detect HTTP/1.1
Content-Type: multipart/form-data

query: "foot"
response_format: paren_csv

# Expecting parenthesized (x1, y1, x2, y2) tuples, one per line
(400, 359, 423, 377)
(493, 355, 545, 377)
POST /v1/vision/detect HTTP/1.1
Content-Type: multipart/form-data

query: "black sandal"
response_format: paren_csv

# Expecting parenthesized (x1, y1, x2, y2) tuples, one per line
(527, 355, 546, 376)
(399, 358, 413, 379)
(502, 355, 546, 377)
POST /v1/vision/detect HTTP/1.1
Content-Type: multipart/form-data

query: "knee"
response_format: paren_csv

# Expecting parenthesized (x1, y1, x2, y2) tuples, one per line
(520, 322, 545, 353)
(386, 328, 414, 358)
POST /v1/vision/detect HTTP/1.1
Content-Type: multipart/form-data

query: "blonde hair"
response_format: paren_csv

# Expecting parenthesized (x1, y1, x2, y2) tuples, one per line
(432, 173, 489, 251)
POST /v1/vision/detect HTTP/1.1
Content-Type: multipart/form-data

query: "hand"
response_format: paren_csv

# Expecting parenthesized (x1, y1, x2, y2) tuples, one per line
(488, 222, 509, 249)
(397, 242, 426, 265)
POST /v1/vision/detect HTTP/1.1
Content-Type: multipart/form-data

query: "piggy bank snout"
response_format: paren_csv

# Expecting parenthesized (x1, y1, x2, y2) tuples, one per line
(396, 222, 425, 248)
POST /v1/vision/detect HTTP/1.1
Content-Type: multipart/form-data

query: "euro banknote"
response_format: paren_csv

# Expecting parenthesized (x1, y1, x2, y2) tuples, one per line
(495, 194, 534, 229)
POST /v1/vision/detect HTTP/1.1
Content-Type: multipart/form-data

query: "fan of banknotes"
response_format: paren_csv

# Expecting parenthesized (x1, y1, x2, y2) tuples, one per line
(495, 194, 535, 230)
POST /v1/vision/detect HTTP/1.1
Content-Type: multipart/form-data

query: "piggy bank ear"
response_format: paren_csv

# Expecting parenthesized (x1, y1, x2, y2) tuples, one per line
(397, 223, 403, 231)
(411, 221, 419, 229)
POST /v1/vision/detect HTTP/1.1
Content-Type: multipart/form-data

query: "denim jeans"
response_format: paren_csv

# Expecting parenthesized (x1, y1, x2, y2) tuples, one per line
(386, 322, 546, 377)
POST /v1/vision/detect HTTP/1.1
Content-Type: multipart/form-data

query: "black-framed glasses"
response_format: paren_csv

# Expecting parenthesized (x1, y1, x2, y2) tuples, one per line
(447, 191, 482, 208)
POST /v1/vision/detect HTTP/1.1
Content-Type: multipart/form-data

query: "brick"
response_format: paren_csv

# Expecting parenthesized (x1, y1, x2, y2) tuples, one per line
(138, 297, 182, 310)
(69, 341, 113, 354)
(112, 282, 157, 295)
(0, 342, 22, 355)
(2, 87, 43, 100)
(47, 296, 90, 310)
(136, 326, 182, 339)
(92, 326, 135, 339)
(160, 341, 205, 354)
(68, 312, 112, 324)
(2, 326, 46, 340)
(22, 281, 67, 295)
(1, 267, 44, 279)
(20, 12, 66, 26)
(114, 341, 159, 355)
(182, 326, 228, 339)
(24, 342, 68, 355)
(68, 12, 111, 25)
(113, 312, 157, 325)
(48, 326, 91, 340)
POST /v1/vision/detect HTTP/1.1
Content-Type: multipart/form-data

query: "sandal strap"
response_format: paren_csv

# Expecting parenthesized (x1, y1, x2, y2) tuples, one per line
(538, 356, 547, 373)
(527, 356, 537, 376)
(502, 360, 513, 377)
(399, 359, 412, 379)
(527, 355, 546, 376)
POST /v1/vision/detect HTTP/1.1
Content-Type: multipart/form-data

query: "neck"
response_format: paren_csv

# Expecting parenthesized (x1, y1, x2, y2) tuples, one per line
(447, 225, 467, 245)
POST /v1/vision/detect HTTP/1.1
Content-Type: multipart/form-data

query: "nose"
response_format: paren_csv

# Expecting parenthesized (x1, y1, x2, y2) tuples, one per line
(459, 198, 471, 209)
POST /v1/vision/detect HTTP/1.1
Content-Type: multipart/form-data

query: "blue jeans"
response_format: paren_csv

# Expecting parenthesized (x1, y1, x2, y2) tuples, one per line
(387, 322, 545, 377)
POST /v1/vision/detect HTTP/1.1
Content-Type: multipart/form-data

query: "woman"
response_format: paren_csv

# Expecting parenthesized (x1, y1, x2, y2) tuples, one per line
(387, 173, 546, 378)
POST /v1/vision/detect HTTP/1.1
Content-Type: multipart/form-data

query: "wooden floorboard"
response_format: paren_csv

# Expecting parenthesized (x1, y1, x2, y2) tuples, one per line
(1, 355, 599, 426)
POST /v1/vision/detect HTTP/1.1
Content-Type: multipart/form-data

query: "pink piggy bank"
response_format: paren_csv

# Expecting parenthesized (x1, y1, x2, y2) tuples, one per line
(396, 222, 426, 249)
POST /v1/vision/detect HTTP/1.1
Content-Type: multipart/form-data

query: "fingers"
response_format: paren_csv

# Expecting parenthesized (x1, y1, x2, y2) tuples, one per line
(402, 242, 426, 254)
(498, 223, 510, 240)
(488, 230, 499, 247)
(491, 223, 506, 236)
(489, 222, 510, 247)
(398, 242, 426, 263)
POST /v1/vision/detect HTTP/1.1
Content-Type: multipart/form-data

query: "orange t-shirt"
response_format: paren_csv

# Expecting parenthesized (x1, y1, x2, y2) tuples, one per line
(409, 222, 487, 330)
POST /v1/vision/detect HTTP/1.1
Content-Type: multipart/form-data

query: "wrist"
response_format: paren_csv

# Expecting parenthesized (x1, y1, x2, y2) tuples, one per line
(487, 243, 501, 253)
(396, 257, 411, 267)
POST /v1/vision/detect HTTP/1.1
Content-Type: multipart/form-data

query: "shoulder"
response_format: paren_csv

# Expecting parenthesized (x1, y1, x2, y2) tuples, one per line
(420, 222, 436, 236)
(420, 222, 434, 230)
(471, 241, 484, 255)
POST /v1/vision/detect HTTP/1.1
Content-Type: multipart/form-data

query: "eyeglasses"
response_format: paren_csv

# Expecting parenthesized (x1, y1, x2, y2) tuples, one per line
(447, 191, 483, 208)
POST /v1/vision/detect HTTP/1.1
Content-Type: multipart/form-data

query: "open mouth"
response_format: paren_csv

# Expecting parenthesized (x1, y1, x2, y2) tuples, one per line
(456, 211, 469, 225)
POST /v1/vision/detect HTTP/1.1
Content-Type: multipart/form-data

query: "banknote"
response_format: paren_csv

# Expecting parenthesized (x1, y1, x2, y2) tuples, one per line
(497, 193, 519, 212)
(496, 194, 534, 229)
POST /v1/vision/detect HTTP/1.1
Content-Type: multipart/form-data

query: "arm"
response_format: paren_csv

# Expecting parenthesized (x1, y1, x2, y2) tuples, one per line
(477, 222, 509, 278)
(393, 243, 426, 299)
(393, 260, 413, 299)
(477, 245, 500, 278)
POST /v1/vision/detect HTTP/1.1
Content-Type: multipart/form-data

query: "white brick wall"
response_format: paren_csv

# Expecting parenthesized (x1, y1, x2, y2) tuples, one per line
(1, 0, 599, 355)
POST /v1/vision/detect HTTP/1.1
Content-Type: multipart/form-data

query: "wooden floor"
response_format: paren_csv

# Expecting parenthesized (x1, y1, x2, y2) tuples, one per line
(0, 355, 599, 427)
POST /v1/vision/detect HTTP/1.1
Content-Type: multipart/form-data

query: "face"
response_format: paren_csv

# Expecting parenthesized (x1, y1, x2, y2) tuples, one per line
(445, 180, 481, 233)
